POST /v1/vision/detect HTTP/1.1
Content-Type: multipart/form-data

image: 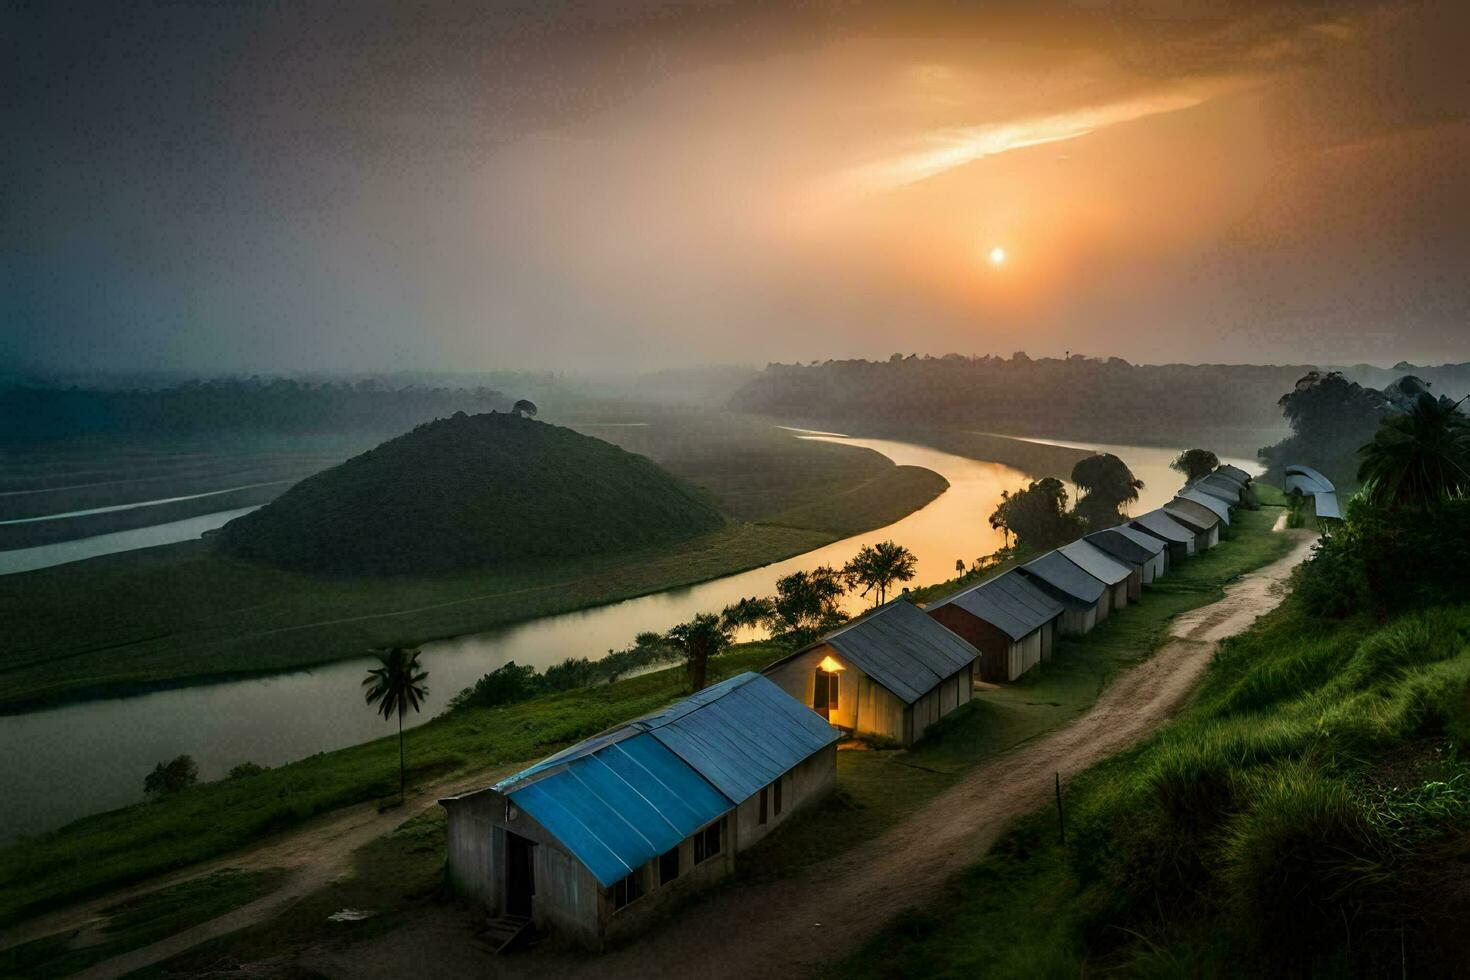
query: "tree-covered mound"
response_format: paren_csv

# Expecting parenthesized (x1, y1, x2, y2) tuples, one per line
(215, 412, 724, 575)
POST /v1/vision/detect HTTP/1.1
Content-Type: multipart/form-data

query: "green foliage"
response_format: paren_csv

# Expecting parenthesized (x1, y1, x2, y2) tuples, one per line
(1071, 453, 1144, 530)
(217, 412, 725, 575)
(990, 477, 1085, 551)
(144, 755, 198, 797)
(747, 565, 851, 646)
(842, 540, 918, 606)
(1260, 370, 1391, 489)
(665, 612, 733, 691)
(226, 761, 269, 780)
(1170, 448, 1219, 482)
(1357, 392, 1470, 509)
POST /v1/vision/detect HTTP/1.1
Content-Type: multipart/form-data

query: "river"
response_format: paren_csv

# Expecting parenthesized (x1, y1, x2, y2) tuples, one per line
(1, 435, 1029, 842)
(1, 432, 1258, 843)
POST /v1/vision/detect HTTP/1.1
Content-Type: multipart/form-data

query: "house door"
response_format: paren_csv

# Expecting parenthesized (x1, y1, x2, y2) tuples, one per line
(505, 832, 536, 917)
(812, 668, 838, 721)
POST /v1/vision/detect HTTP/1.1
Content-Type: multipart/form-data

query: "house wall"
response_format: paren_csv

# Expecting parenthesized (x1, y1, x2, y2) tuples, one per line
(601, 814, 735, 949)
(906, 663, 974, 744)
(1058, 604, 1097, 636)
(1113, 580, 1130, 610)
(1041, 619, 1056, 660)
(732, 743, 837, 853)
(1096, 584, 1113, 622)
(928, 606, 1012, 683)
(1125, 567, 1143, 600)
(1206, 525, 1220, 549)
(764, 644, 905, 742)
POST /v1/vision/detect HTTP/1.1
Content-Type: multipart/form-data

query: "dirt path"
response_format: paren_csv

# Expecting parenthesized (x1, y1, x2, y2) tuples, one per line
(310, 530, 1317, 980)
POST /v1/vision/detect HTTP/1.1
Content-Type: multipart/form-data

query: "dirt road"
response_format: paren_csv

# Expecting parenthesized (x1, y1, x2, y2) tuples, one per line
(310, 531, 1315, 980)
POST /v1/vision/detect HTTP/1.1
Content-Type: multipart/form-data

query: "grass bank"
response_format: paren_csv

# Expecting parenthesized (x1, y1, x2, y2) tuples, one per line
(837, 569, 1470, 976)
(1, 413, 945, 711)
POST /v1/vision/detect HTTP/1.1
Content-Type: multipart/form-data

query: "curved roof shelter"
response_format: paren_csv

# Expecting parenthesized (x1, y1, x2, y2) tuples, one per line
(1283, 464, 1335, 495)
(1020, 550, 1107, 606)
(927, 569, 1065, 641)
(1190, 479, 1240, 504)
(1175, 489, 1231, 524)
(801, 600, 980, 704)
(1131, 508, 1197, 544)
(1214, 463, 1253, 485)
(490, 671, 839, 886)
(1057, 539, 1132, 586)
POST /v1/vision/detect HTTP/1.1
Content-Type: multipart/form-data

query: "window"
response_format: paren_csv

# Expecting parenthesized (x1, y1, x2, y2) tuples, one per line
(773, 775, 784, 817)
(611, 869, 644, 911)
(658, 847, 680, 886)
(693, 819, 723, 864)
(758, 786, 768, 825)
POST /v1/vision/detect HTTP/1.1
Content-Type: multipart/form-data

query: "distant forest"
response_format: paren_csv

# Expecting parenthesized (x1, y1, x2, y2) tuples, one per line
(729, 355, 1470, 451)
(0, 379, 510, 444)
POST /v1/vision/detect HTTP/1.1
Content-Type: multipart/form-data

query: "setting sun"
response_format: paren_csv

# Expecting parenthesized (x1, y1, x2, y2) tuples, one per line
(988, 246, 1007, 266)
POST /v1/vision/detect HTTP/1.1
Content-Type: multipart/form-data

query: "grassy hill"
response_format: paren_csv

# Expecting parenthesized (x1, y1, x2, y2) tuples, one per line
(215, 412, 725, 575)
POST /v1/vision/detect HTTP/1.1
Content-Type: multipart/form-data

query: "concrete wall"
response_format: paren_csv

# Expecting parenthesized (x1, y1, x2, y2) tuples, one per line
(733, 743, 837, 853)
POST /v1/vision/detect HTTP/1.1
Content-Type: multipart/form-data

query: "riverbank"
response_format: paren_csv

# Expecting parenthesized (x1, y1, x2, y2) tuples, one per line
(1, 419, 951, 713)
(0, 505, 1292, 968)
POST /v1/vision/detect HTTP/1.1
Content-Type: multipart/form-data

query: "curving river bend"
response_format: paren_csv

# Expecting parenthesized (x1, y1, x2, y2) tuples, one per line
(0, 433, 1254, 843)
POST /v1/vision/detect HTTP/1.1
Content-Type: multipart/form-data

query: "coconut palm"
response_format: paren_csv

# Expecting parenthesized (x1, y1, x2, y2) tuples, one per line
(842, 540, 918, 607)
(362, 646, 429, 799)
(665, 613, 732, 693)
(1358, 393, 1470, 509)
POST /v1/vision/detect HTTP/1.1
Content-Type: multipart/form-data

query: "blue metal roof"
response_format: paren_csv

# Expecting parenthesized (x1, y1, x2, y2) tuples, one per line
(488, 672, 838, 886)
(929, 569, 1064, 641)
(815, 600, 979, 704)
(1313, 491, 1342, 520)
(1131, 508, 1196, 544)
(637, 672, 841, 804)
(507, 733, 733, 887)
(1283, 464, 1334, 493)
(1020, 550, 1106, 606)
(1057, 540, 1132, 586)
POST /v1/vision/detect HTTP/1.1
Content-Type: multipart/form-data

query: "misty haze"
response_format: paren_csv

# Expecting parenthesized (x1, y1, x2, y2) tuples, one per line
(2, 2, 1468, 978)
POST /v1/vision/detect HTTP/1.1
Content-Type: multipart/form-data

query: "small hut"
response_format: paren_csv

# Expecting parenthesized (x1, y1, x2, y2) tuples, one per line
(1214, 463, 1253, 485)
(1131, 508, 1198, 563)
(1163, 497, 1222, 551)
(1283, 464, 1340, 523)
(1086, 525, 1168, 586)
(440, 672, 839, 949)
(925, 570, 1065, 682)
(1018, 550, 1109, 634)
(763, 601, 979, 746)
(1178, 487, 1232, 525)
(1191, 475, 1242, 505)
(1058, 539, 1137, 607)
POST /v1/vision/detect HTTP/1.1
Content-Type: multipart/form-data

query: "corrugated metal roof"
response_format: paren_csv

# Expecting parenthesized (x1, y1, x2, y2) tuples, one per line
(1283, 464, 1334, 493)
(506, 732, 733, 887)
(1198, 474, 1244, 499)
(1107, 524, 1168, 555)
(1058, 540, 1132, 585)
(1205, 470, 1246, 491)
(637, 672, 841, 804)
(1215, 464, 1253, 484)
(1313, 491, 1342, 520)
(1178, 488, 1232, 524)
(928, 569, 1064, 641)
(1131, 508, 1196, 544)
(1085, 528, 1153, 567)
(1166, 496, 1223, 531)
(819, 600, 979, 704)
(1020, 550, 1106, 606)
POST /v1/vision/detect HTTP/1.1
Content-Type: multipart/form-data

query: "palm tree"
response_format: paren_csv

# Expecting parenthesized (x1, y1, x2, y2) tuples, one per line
(842, 540, 918, 607)
(363, 647, 429, 799)
(665, 613, 732, 692)
(989, 491, 1013, 548)
(1358, 393, 1470, 509)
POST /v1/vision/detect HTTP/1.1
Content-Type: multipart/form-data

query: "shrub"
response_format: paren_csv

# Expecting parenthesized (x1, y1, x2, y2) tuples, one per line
(144, 755, 199, 797)
(227, 762, 269, 780)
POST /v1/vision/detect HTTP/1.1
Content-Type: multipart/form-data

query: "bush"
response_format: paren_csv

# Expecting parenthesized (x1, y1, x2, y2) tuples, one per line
(227, 762, 269, 780)
(144, 755, 199, 797)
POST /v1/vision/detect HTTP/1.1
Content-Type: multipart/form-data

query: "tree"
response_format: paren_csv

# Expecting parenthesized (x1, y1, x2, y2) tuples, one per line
(720, 595, 775, 632)
(145, 755, 198, 797)
(665, 613, 732, 692)
(1170, 448, 1220, 483)
(1358, 393, 1470, 509)
(993, 478, 1084, 551)
(1259, 371, 1391, 488)
(766, 566, 849, 644)
(362, 646, 429, 799)
(842, 540, 918, 606)
(511, 398, 538, 418)
(989, 490, 1013, 548)
(1072, 453, 1144, 529)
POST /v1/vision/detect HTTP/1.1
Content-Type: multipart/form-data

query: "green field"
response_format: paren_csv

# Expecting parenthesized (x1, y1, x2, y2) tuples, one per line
(0, 503, 1289, 946)
(0, 412, 947, 710)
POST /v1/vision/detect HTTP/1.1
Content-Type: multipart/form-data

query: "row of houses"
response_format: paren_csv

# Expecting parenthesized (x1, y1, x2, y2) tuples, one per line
(442, 463, 1253, 948)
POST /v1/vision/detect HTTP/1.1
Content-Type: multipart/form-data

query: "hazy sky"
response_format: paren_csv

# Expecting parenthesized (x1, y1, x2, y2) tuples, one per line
(5, 0, 1468, 375)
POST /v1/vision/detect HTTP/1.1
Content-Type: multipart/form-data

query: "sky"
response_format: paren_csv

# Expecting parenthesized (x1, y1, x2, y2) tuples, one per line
(4, 0, 1468, 376)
